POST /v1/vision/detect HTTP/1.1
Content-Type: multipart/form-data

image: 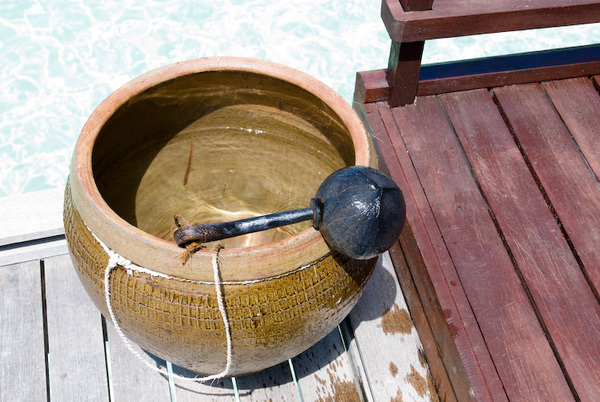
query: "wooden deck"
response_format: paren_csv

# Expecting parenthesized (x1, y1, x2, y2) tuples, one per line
(357, 55, 600, 400)
(0, 189, 438, 401)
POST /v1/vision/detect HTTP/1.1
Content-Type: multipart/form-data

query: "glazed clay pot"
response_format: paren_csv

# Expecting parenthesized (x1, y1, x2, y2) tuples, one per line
(64, 57, 377, 376)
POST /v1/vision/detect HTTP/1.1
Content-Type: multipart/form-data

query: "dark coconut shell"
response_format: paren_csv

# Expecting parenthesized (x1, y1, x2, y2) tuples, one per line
(313, 166, 406, 260)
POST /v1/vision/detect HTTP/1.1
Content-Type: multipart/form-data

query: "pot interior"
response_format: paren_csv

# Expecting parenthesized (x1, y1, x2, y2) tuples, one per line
(92, 70, 355, 248)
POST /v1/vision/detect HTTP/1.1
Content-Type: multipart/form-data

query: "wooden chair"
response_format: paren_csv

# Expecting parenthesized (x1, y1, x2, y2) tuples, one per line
(355, 1, 600, 400)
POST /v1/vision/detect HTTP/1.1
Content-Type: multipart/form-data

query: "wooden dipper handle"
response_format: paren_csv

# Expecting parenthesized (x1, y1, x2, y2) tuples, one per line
(174, 207, 315, 246)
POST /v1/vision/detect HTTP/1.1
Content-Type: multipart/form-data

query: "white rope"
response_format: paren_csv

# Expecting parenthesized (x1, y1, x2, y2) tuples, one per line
(95, 235, 234, 381)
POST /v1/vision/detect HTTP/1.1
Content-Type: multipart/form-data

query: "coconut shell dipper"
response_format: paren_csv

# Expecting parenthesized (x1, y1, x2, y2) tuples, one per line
(174, 166, 406, 259)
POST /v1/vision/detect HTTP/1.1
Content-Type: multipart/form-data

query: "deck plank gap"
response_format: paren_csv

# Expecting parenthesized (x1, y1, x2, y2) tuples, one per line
(101, 316, 115, 402)
(39, 259, 51, 402)
(287, 359, 303, 402)
(540, 80, 600, 188)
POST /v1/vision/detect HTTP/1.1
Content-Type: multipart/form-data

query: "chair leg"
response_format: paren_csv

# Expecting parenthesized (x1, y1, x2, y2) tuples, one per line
(386, 40, 425, 107)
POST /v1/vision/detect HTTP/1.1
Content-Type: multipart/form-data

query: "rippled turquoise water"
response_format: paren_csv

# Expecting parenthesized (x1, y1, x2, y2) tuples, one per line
(1, 0, 598, 197)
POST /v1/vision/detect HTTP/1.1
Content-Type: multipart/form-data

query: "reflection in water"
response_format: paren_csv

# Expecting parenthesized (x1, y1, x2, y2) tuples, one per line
(102, 104, 348, 249)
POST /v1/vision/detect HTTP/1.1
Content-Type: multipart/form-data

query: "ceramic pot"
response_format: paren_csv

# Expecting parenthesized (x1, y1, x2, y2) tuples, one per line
(64, 57, 377, 376)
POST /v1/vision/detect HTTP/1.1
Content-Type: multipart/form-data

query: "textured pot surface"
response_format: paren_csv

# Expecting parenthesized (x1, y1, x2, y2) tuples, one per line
(64, 57, 377, 375)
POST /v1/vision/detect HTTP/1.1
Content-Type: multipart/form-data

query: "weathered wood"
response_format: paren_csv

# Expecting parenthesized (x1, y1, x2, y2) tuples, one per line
(543, 77, 600, 184)
(0, 235, 68, 267)
(44, 254, 109, 401)
(0, 187, 67, 266)
(391, 96, 574, 400)
(441, 88, 600, 400)
(171, 369, 235, 401)
(382, 0, 600, 42)
(347, 252, 438, 401)
(387, 241, 457, 402)
(361, 73, 600, 401)
(338, 318, 375, 402)
(293, 329, 363, 401)
(0, 261, 47, 401)
(235, 360, 297, 400)
(105, 323, 172, 401)
(0, 187, 64, 246)
(495, 83, 600, 300)
(375, 101, 502, 401)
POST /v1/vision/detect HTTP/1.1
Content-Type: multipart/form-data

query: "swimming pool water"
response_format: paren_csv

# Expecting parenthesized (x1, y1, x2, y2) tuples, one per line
(1, 0, 598, 197)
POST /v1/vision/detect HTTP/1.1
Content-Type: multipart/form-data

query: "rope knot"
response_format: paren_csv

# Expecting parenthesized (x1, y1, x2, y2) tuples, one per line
(174, 214, 206, 265)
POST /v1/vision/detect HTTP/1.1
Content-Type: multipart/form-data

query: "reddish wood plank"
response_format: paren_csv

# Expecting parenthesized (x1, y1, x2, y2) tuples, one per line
(354, 70, 389, 104)
(235, 360, 297, 401)
(355, 48, 600, 104)
(391, 96, 573, 401)
(382, 0, 600, 42)
(543, 77, 600, 182)
(366, 102, 478, 401)
(371, 102, 503, 401)
(441, 88, 600, 401)
(494, 83, 600, 299)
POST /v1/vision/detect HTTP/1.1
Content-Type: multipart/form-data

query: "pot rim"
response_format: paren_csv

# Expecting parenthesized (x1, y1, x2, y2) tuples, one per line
(69, 56, 373, 281)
